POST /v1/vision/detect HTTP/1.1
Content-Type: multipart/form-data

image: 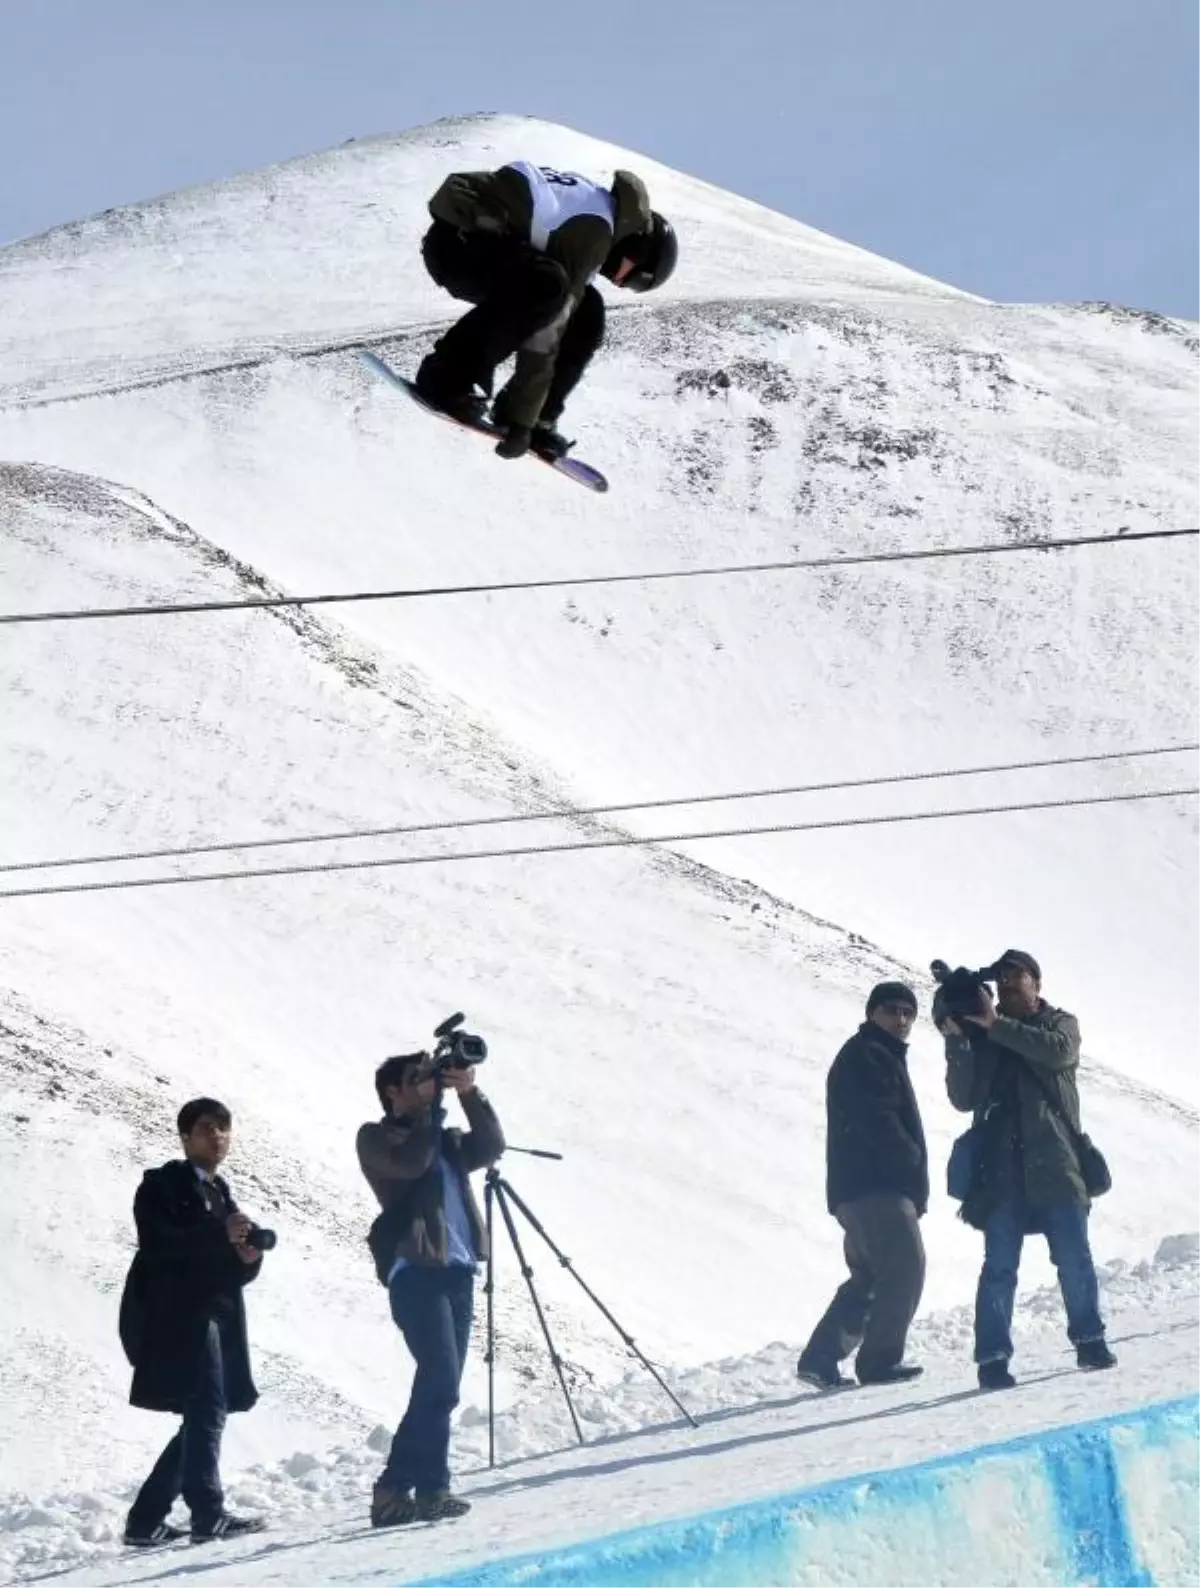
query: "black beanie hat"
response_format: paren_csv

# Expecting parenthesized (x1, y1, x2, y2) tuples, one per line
(866, 981, 919, 1017)
(992, 948, 1042, 982)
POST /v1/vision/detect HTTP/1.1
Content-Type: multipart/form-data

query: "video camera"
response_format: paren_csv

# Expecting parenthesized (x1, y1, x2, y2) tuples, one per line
(414, 1012, 488, 1083)
(929, 959, 998, 1025)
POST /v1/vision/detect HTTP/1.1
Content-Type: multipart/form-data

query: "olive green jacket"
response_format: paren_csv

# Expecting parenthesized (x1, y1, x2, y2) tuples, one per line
(945, 1001, 1088, 1225)
(427, 164, 652, 426)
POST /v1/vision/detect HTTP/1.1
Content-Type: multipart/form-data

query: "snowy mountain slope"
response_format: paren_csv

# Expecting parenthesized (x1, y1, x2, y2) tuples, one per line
(0, 113, 979, 408)
(3, 281, 1195, 1090)
(1, 456, 1195, 1510)
(0, 114, 1197, 1531)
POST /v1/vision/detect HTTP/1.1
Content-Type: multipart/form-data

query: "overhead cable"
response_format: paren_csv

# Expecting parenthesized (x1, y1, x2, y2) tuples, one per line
(3, 743, 1194, 875)
(1, 527, 1194, 627)
(0, 786, 1192, 902)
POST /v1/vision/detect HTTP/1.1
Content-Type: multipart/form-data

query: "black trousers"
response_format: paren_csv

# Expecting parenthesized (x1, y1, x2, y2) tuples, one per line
(421, 221, 605, 423)
(801, 1194, 926, 1377)
(127, 1318, 229, 1532)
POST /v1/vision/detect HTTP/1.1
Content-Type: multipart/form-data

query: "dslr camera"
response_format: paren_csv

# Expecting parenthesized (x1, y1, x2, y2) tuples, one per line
(414, 1012, 488, 1082)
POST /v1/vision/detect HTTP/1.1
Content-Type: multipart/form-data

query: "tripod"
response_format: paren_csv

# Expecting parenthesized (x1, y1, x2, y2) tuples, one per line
(482, 1148, 698, 1467)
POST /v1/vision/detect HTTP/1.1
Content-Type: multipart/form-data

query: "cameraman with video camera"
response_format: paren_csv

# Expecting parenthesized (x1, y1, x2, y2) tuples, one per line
(357, 1017, 505, 1528)
(938, 950, 1115, 1390)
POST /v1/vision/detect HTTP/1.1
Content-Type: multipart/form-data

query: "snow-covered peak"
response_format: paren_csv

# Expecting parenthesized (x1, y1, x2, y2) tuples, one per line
(1, 113, 976, 395)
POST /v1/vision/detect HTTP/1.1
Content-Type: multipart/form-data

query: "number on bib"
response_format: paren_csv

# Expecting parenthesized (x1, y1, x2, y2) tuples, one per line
(539, 167, 580, 188)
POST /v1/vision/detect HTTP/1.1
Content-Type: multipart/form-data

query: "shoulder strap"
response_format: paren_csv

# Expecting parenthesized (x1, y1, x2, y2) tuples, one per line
(1019, 1059, 1085, 1147)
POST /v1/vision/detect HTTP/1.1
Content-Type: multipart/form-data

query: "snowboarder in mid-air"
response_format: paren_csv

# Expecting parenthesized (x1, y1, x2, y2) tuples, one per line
(414, 159, 678, 460)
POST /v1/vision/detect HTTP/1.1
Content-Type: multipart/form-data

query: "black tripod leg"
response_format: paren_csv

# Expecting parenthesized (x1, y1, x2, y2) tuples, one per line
(498, 1178, 698, 1429)
(484, 1173, 496, 1469)
(492, 1181, 585, 1446)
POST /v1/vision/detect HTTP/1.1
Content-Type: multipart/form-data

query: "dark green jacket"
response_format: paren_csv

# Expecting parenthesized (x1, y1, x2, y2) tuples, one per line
(945, 1000, 1088, 1227)
(427, 164, 652, 426)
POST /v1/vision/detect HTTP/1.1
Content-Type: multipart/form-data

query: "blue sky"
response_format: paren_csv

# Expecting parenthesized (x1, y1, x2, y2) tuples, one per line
(3, 0, 1196, 316)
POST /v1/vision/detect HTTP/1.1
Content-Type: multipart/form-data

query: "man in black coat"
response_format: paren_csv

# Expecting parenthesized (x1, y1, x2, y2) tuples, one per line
(119, 1098, 267, 1547)
(797, 982, 929, 1388)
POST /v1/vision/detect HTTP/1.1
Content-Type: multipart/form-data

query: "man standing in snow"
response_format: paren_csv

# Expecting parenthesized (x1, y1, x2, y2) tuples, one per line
(941, 949, 1115, 1390)
(119, 1099, 267, 1547)
(358, 1051, 505, 1527)
(797, 982, 929, 1389)
(414, 159, 678, 458)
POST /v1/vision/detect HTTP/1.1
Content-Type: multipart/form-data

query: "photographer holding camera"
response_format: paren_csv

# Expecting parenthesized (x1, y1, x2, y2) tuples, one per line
(118, 1098, 268, 1547)
(938, 950, 1115, 1390)
(358, 1019, 505, 1528)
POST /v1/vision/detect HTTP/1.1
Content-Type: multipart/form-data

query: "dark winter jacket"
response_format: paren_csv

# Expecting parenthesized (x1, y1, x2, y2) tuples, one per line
(826, 1023, 930, 1216)
(357, 1089, 505, 1284)
(427, 163, 652, 427)
(945, 1000, 1088, 1228)
(118, 1159, 261, 1414)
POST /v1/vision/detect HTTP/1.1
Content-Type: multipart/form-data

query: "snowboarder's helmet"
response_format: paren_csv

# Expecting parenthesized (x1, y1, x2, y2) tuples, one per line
(603, 212, 678, 293)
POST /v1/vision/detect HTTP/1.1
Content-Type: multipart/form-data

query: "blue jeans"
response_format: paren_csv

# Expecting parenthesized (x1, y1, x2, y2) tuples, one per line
(128, 1318, 228, 1531)
(975, 1199, 1105, 1364)
(384, 1265, 474, 1496)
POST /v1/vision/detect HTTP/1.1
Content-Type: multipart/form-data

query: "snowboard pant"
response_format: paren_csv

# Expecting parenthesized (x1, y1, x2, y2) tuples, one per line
(801, 1193, 926, 1378)
(420, 220, 605, 423)
(974, 1199, 1105, 1364)
(127, 1317, 229, 1532)
(383, 1264, 475, 1496)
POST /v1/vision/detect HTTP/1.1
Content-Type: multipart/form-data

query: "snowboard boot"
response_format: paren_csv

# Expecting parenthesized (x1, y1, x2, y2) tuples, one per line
(371, 1481, 418, 1528)
(413, 356, 488, 427)
(413, 1490, 472, 1523)
(123, 1521, 187, 1549)
(494, 424, 532, 460)
(530, 421, 574, 461)
(1076, 1340, 1117, 1372)
(856, 1361, 924, 1386)
(190, 1513, 268, 1545)
(796, 1353, 854, 1390)
(977, 1359, 1017, 1391)
(489, 389, 534, 459)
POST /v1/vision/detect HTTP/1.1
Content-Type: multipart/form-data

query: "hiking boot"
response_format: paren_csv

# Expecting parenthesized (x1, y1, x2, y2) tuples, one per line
(978, 1359, 1017, 1391)
(371, 1481, 418, 1528)
(413, 356, 488, 426)
(1076, 1340, 1117, 1372)
(857, 1361, 924, 1386)
(190, 1512, 267, 1544)
(796, 1353, 854, 1390)
(123, 1520, 187, 1549)
(413, 1490, 471, 1522)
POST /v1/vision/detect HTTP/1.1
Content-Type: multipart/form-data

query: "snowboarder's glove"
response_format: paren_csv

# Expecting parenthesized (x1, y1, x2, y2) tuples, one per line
(495, 425, 532, 460)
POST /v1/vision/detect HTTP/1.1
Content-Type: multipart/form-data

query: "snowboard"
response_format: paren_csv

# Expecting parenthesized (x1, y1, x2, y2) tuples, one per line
(357, 349, 609, 494)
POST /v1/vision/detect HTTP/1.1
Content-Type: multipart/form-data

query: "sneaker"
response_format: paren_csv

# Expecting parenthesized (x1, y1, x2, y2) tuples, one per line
(413, 357, 488, 427)
(857, 1361, 924, 1386)
(123, 1521, 187, 1549)
(371, 1482, 418, 1529)
(796, 1354, 854, 1390)
(1076, 1340, 1117, 1371)
(978, 1359, 1017, 1391)
(190, 1512, 268, 1544)
(413, 1490, 471, 1522)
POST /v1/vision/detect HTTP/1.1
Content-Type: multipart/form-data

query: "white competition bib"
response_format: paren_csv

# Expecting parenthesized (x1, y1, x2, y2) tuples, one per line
(506, 161, 615, 253)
